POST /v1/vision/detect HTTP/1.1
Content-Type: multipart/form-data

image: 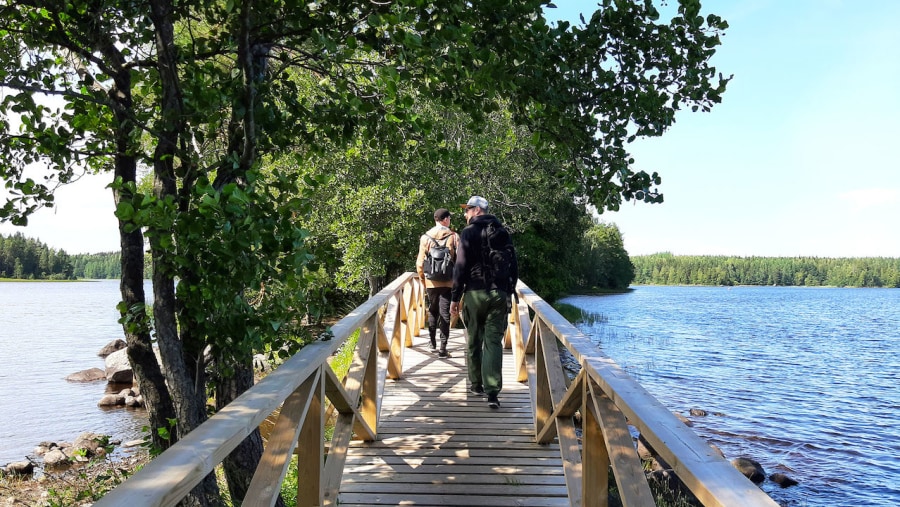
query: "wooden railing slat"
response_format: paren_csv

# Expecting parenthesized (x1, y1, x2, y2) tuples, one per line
(323, 366, 375, 441)
(244, 369, 321, 507)
(293, 372, 325, 507)
(94, 338, 341, 507)
(587, 379, 655, 507)
(582, 375, 610, 507)
(359, 315, 380, 435)
(322, 412, 354, 506)
(385, 295, 404, 380)
(537, 327, 583, 504)
(536, 369, 584, 444)
(514, 298, 531, 382)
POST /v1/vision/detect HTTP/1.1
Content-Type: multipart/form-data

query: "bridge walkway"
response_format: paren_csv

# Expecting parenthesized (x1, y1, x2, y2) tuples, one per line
(338, 328, 569, 506)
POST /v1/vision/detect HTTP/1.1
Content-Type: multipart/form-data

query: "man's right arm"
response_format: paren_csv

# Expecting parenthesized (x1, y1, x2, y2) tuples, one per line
(415, 235, 427, 282)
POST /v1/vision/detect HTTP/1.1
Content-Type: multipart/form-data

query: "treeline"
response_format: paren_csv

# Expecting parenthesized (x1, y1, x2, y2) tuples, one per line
(0, 232, 74, 279)
(632, 253, 900, 288)
(70, 251, 123, 279)
(0, 232, 155, 280)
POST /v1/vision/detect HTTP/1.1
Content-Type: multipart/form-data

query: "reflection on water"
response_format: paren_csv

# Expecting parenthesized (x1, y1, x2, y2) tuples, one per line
(0, 281, 149, 465)
(564, 286, 900, 507)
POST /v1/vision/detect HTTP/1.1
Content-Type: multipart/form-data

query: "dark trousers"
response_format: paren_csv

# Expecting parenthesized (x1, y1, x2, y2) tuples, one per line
(426, 286, 452, 350)
(461, 289, 508, 396)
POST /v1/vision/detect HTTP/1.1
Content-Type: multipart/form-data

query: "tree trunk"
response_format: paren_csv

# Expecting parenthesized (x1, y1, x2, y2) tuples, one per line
(216, 359, 285, 506)
(146, 0, 220, 503)
(367, 274, 386, 297)
(106, 55, 177, 453)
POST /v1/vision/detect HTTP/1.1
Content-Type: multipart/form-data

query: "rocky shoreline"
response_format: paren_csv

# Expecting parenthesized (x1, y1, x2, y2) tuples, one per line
(1, 339, 147, 481)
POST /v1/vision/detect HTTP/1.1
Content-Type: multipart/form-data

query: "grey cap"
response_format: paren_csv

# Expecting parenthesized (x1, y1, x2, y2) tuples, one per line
(459, 195, 489, 210)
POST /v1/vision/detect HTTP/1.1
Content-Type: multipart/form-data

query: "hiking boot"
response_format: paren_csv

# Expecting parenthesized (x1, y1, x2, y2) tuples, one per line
(469, 384, 485, 396)
(488, 394, 500, 409)
(438, 349, 451, 358)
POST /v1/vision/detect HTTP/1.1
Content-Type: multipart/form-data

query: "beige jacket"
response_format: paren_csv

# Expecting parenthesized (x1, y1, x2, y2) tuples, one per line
(416, 225, 459, 288)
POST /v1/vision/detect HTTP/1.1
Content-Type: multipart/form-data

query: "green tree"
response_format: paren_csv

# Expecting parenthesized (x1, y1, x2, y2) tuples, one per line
(631, 254, 900, 288)
(581, 222, 635, 290)
(0, 232, 74, 279)
(1, 1, 729, 503)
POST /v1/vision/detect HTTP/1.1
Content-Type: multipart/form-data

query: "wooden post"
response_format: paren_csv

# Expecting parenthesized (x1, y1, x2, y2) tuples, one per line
(582, 378, 610, 507)
(295, 371, 325, 507)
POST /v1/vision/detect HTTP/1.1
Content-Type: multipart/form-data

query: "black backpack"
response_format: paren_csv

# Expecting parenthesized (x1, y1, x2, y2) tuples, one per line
(423, 234, 454, 281)
(480, 222, 517, 293)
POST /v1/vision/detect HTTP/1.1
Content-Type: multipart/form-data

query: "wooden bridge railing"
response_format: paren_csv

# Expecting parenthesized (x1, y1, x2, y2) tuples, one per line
(95, 272, 426, 507)
(509, 282, 778, 507)
(95, 273, 778, 507)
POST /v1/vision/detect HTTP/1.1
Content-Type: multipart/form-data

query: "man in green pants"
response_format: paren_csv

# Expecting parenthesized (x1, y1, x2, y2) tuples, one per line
(449, 196, 518, 409)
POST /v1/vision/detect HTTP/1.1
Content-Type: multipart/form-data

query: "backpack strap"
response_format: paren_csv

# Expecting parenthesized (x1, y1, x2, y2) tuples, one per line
(425, 233, 449, 247)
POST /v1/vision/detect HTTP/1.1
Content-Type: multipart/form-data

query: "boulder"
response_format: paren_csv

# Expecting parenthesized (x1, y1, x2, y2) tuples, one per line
(770, 473, 799, 488)
(636, 435, 670, 471)
(104, 349, 133, 383)
(33, 442, 57, 456)
(65, 368, 107, 382)
(98, 339, 127, 358)
(42, 449, 69, 468)
(72, 432, 107, 458)
(731, 456, 765, 484)
(1, 461, 34, 477)
(689, 408, 708, 417)
(98, 394, 125, 407)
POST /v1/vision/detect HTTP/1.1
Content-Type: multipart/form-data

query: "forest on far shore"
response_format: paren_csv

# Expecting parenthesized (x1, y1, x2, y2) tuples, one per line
(5, 231, 899, 289)
(0, 232, 137, 280)
(632, 253, 900, 288)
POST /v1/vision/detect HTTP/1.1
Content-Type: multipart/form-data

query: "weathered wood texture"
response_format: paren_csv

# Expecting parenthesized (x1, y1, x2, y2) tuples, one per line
(339, 327, 569, 507)
(94, 274, 779, 507)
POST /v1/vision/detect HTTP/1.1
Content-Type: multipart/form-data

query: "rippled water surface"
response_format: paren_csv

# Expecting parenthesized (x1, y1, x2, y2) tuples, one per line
(563, 286, 900, 507)
(0, 281, 148, 465)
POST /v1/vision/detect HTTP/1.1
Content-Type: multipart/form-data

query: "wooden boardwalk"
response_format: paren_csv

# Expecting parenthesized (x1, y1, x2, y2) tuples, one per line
(339, 327, 569, 506)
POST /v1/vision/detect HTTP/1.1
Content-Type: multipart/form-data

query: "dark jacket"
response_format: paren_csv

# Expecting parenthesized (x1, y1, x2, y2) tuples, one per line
(451, 214, 518, 302)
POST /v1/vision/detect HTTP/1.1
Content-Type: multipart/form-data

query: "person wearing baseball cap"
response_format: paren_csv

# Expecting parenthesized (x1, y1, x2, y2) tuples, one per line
(416, 207, 459, 357)
(458, 195, 489, 213)
(450, 195, 518, 409)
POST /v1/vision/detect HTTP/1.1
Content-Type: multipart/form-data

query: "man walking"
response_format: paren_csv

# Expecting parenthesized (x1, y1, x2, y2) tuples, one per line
(450, 196, 518, 409)
(416, 208, 458, 358)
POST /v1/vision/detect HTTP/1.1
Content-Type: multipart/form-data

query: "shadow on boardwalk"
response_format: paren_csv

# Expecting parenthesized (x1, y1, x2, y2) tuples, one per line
(340, 328, 569, 506)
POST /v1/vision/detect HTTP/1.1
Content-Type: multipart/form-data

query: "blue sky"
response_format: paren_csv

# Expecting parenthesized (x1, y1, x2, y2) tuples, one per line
(3, 1, 899, 257)
(550, 0, 900, 257)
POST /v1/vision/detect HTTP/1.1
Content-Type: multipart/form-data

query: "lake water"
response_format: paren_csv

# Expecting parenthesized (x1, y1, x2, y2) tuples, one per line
(562, 286, 900, 507)
(0, 280, 148, 466)
(3, 282, 897, 506)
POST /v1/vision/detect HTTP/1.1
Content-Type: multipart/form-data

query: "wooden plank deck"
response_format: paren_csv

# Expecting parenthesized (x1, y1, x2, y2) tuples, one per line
(339, 327, 569, 506)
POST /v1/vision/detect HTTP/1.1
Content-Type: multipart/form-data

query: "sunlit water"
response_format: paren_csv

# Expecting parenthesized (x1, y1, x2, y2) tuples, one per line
(562, 286, 900, 507)
(0, 281, 149, 466)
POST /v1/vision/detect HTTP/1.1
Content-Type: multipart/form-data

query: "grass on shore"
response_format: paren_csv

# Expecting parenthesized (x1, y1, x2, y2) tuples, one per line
(0, 452, 149, 506)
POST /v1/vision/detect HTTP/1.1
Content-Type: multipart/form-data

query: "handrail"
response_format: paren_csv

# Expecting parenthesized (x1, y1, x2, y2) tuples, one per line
(512, 281, 779, 507)
(95, 273, 778, 506)
(95, 272, 425, 507)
